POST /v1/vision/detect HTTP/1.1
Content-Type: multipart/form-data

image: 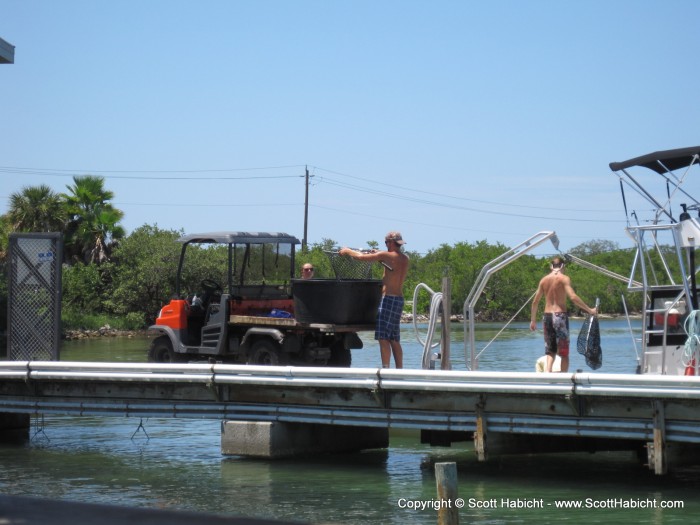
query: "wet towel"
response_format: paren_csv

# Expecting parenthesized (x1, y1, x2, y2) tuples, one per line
(577, 315, 602, 370)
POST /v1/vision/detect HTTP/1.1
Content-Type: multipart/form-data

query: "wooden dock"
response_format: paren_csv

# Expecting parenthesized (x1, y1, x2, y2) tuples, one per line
(1, 361, 700, 474)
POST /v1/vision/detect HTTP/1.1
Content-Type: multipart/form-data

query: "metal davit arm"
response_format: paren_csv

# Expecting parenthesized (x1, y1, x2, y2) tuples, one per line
(563, 253, 642, 288)
(462, 231, 560, 371)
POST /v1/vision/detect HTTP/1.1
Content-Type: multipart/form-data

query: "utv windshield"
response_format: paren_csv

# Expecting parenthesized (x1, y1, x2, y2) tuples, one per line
(233, 241, 295, 286)
(176, 232, 299, 297)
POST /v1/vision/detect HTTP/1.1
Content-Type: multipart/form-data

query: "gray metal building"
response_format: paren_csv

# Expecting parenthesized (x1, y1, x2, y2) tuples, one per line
(1, 36, 15, 64)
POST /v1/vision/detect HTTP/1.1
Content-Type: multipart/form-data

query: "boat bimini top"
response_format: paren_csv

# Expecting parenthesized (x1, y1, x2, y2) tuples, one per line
(610, 146, 700, 227)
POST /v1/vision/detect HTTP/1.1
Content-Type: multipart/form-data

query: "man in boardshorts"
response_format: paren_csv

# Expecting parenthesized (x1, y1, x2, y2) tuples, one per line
(530, 256, 596, 372)
(340, 231, 410, 368)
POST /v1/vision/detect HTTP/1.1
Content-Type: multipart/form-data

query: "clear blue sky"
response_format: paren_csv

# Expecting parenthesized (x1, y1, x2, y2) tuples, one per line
(2, 0, 699, 255)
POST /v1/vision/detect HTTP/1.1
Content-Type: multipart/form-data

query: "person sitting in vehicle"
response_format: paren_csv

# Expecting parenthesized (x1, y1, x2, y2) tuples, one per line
(301, 263, 315, 279)
(189, 279, 223, 316)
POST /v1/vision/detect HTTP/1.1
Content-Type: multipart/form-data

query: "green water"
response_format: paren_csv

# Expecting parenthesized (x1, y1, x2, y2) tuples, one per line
(1, 322, 699, 524)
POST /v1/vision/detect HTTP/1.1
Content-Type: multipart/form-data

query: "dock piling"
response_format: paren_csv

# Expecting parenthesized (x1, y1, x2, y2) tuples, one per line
(435, 462, 459, 525)
(650, 400, 667, 475)
(474, 400, 487, 461)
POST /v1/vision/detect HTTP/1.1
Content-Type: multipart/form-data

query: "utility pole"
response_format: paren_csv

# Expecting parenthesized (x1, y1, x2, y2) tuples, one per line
(303, 166, 309, 252)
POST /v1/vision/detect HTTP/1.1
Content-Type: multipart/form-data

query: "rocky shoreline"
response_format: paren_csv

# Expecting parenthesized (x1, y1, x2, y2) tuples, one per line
(63, 312, 628, 340)
(63, 326, 146, 340)
(400, 313, 623, 323)
(62, 317, 442, 340)
(401, 313, 462, 323)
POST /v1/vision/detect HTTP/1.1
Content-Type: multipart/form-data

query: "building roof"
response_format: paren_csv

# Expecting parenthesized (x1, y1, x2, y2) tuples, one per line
(0, 36, 15, 64)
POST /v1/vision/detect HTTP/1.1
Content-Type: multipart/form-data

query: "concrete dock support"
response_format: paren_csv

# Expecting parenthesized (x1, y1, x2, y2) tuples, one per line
(221, 421, 389, 458)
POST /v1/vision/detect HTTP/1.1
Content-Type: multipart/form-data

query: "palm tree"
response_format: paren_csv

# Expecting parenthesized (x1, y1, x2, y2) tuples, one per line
(63, 175, 125, 264)
(7, 184, 66, 233)
(0, 215, 9, 262)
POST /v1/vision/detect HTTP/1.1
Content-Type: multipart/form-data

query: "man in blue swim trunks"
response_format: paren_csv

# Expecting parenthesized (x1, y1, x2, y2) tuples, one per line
(530, 256, 597, 372)
(340, 232, 410, 368)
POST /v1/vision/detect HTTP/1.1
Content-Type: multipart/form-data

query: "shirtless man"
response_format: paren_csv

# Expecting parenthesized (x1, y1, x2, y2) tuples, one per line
(530, 256, 597, 372)
(340, 231, 410, 368)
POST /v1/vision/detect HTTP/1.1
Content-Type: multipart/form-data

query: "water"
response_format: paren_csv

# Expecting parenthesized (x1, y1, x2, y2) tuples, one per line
(2, 320, 699, 524)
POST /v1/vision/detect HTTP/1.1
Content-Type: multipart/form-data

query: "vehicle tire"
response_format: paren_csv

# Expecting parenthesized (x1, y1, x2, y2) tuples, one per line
(148, 336, 185, 363)
(327, 342, 352, 367)
(247, 339, 289, 366)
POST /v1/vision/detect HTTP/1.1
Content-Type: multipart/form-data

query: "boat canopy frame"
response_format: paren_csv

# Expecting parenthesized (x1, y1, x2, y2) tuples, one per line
(462, 231, 636, 371)
(610, 147, 700, 374)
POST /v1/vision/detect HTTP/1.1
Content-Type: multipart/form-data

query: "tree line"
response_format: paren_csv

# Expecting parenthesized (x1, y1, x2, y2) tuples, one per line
(1, 179, 643, 340)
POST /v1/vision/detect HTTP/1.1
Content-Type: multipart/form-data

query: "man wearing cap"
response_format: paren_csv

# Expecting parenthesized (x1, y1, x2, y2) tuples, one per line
(340, 231, 410, 368)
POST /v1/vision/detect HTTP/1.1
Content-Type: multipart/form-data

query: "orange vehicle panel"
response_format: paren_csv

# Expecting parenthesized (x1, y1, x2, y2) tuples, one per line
(155, 299, 188, 329)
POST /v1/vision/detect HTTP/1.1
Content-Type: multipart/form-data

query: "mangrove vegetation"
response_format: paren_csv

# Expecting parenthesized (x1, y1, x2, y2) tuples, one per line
(1, 179, 647, 341)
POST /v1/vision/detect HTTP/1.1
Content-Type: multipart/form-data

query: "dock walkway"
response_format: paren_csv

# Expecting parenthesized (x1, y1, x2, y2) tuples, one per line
(1, 362, 699, 474)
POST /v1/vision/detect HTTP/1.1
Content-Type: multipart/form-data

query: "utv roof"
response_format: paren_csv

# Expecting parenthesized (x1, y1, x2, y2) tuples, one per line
(609, 146, 700, 174)
(178, 232, 301, 244)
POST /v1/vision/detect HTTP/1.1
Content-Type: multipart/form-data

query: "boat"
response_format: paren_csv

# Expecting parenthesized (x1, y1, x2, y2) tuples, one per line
(417, 146, 700, 376)
(610, 146, 700, 375)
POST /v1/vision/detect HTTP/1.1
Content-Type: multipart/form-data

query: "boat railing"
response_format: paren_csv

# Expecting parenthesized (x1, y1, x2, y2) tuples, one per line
(462, 232, 638, 371)
(462, 231, 559, 370)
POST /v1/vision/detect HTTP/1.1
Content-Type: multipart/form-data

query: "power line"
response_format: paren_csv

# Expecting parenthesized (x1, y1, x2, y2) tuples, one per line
(312, 165, 619, 214)
(315, 177, 623, 224)
(309, 203, 528, 238)
(0, 162, 624, 226)
(115, 201, 300, 208)
(0, 162, 617, 215)
(309, 203, 630, 245)
(0, 165, 305, 180)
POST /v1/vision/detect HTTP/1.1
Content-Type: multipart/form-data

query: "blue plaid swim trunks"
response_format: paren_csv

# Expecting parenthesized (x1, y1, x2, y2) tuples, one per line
(375, 294, 404, 342)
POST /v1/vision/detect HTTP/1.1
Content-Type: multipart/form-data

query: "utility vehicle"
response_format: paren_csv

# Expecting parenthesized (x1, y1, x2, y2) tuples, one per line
(148, 232, 381, 366)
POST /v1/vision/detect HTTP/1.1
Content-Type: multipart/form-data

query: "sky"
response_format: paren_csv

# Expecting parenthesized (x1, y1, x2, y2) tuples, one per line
(2, 0, 700, 257)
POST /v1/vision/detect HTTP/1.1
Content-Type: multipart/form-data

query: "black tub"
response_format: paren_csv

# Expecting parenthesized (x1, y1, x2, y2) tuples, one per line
(292, 279, 382, 325)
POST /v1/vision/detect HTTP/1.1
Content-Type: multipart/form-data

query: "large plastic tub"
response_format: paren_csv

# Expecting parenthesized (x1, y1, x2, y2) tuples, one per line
(292, 279, 382, 325)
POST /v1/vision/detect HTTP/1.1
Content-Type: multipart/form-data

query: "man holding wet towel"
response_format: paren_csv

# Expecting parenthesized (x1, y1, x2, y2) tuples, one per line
(530, 256, 597, 372)
(340, 231, 410, 368)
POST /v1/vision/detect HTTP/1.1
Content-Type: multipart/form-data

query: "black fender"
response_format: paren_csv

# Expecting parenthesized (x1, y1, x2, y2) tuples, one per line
(148, 325, 187, 354)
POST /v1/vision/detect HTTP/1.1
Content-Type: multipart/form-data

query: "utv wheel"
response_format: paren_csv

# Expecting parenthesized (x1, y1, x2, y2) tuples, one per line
(327, 342, 352, 367)
(148, 336, 185, 363)
(247, 339, 289, 366)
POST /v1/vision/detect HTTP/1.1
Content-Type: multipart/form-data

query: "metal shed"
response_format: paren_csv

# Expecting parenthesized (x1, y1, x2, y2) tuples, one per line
(0, 36, 15, 64)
